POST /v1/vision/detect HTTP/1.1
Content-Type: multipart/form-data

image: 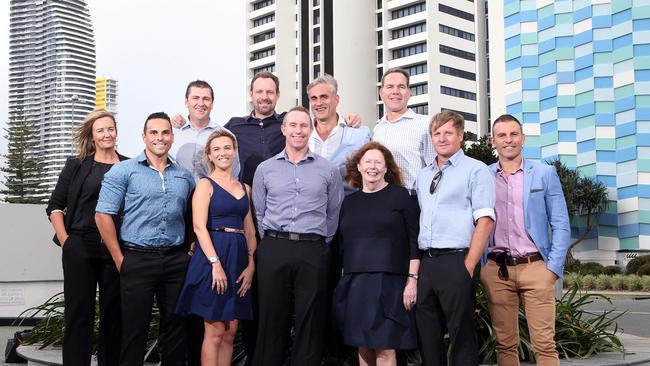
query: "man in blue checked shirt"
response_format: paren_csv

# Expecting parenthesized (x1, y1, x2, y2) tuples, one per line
(415, 110, 495, 366)
(95, 112, 195, 366)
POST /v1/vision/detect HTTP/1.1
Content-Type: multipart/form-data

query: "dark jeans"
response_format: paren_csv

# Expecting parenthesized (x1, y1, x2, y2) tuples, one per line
(416, 250, 478, 366)
(119, 247, 190, 366)
(252, 236, 331, 366)
(62, 232, 121, 366)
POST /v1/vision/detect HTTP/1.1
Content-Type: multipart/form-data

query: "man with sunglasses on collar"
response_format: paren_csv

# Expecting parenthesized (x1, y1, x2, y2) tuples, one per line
(480, 114, 570, 366)
(414, 111, 495, 366)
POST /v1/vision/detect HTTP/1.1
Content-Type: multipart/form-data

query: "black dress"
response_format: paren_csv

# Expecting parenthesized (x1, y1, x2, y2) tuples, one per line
(332, 183, 420, 349)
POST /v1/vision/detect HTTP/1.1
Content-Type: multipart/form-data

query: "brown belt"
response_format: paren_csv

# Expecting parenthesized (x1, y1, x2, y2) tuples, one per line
(488, 252, 543, 266)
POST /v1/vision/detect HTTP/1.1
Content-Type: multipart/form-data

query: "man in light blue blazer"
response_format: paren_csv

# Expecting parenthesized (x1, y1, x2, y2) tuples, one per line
(481, 114, 570, 366)
(307, 74, 371, 193)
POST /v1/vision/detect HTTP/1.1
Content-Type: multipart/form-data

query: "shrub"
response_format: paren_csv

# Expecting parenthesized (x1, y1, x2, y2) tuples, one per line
(581, 274, 596, 290)
(564, 259, 581, 273)
(579, 262, 604, 276)
(610, 275, 626, 291)
(638, 263, 650, 276)
(641, 276, 650, 292)
(603, 265, 622, 275)
(563, 273, 580, 289)
(626, 255, 650, 275)
(625, 275, 642, 291)
(595, 274, 611, 290)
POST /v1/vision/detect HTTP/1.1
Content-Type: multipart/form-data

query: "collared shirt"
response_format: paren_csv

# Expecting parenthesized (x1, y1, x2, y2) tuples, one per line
(309, 115, 346, 160)
(225, 112, 286, 185)
(252, 149, 344, 242)
(416, 149, 495, 249)
(96, 151, 195, 248)
(491, 161, 539, 256)
(373, 108, 434, 190)
(168, 119, 239, 182)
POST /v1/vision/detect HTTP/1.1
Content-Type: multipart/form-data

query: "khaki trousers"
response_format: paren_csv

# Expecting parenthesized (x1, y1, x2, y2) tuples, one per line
(480, 259, 559, 366)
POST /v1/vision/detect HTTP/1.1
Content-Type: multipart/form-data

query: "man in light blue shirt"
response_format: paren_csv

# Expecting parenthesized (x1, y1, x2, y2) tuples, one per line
(415, 110, 495, 366)
(96, 112, 195, 366)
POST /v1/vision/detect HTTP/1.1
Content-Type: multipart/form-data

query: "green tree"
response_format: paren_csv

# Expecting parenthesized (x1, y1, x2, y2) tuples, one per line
(1, 109, 47, 203)
(464, 134, 498, 165)
(547, 159, 609, 265)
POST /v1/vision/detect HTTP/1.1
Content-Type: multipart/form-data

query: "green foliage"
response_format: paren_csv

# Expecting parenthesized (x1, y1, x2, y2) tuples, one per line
(625, 275, 643, 291)
(602, 266, 622, 275)
(579, 262, 604, 276)
(581, 275, 596, 290)
(563, 272, 579, 288)
(610, 275, 626, 291)
(595, 275, 611, 290)
(464, 134, 498, 165)
(1, 108, 47, 203)
(641, 276, 650, 292)
(626, 255, 650, 275)
(638, 264, 650, 277)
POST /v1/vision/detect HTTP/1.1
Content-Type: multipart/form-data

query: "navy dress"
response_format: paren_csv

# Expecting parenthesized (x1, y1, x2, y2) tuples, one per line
(176, 178, 253, 321)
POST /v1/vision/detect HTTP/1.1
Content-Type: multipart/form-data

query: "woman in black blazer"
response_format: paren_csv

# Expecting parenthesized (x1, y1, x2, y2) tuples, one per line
(46, 110, 127, 366)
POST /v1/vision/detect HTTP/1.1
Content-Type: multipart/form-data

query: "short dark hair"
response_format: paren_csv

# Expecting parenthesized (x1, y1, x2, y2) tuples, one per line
(250, 72, 280, 93)
(185, 80, 214, 100)
(143, 112, 172, 133)
(492, 114, 522, 132)
(381, 67, 410, 87)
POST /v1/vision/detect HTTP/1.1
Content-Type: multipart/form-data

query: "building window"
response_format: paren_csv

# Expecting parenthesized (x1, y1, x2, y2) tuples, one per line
(253, 0, 275, 11)
(377, 30, 383, 46)
(378, 104, 384, 117)
(439, 24, 475, 41)
(253, 14, 275, 27)
(313, 9, 320, 25)
(410, 103, 429, 115)
(377, 49, 383, 64)
(313, 27, 320, 43)
(438, 4, 474, 22)
(392, 22, 426, 40)
(440, 85, 476, 100)
(377, 0, 382, 10)
(377, 12, 382, 27)
(314, 46, 320, 62)
(314, 64, 321, 78)
(377, 67, 384, 82)
(410, 83, 428, 96)
(251, 48, 275, 61)
(439, 44, 475, 61)
(441, 108, 477, 122)
(392, 2, 426, 20)
(440, 65, 476, 80)
(313, 0, 320, 6)
(253, 64, 275, 74)
(404, 63, 428, 76)
(392, 42, 427, 59)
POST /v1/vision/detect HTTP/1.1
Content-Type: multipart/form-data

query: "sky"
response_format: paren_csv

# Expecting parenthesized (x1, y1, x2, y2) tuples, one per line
(0, 0, 247, 159)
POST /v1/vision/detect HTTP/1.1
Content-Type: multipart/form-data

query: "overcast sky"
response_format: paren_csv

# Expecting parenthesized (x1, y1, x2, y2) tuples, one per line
(0, 0, 247, 158)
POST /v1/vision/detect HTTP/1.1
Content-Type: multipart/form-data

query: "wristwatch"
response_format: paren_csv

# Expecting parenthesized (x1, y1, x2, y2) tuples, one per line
(408, 273, 419, 280)
(208, 255, 219, 264)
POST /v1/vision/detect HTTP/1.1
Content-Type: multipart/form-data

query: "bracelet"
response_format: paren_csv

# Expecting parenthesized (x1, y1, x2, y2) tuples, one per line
(408, 273, 419, 280)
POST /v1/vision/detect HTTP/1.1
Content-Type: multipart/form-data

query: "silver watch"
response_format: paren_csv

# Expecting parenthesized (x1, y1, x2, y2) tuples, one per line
(208, 255, 219, 264)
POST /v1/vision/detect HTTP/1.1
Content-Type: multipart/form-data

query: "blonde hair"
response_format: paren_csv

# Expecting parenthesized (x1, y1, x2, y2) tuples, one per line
(429, 110, 464, 135)
(203, 130, 238, 173)
(73, 110, 116, 160)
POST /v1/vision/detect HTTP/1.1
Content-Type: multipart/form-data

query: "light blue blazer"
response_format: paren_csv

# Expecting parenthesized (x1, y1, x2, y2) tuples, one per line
(486, 159, 571, 278)
(330, 125, 371, 194)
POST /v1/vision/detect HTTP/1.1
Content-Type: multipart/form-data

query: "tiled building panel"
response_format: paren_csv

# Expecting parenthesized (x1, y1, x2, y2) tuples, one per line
(503, 1, 650, 251)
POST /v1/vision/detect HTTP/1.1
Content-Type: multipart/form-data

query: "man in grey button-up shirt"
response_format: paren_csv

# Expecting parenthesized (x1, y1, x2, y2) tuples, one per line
(252, 107, 343, 366)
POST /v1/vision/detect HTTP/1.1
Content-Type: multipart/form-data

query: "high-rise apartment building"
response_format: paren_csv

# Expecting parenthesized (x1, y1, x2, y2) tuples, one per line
(8, 0, 96, 196)
(489, 1, 650, 263)
(246, 0, 489, 135)
(96, 77, 118, 115)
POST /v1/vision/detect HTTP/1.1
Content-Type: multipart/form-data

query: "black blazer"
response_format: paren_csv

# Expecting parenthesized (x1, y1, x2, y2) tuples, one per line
(46, 153, 129, 246)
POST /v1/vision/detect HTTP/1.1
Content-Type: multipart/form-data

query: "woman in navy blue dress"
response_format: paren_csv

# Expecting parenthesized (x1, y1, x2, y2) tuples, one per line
(176, 130, 257, 365)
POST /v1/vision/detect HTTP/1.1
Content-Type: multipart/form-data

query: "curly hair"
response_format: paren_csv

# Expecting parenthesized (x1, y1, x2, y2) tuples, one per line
(203, 130, 238, 173)
(344, 141, 404, 189)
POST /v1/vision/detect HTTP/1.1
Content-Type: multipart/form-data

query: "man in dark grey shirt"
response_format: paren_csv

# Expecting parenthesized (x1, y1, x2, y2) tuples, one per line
(252, 106, 344, 366)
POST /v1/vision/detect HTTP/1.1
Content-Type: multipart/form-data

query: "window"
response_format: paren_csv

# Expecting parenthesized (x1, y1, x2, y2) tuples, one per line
(439, 45, 475, 60)
(377, 30, 383, 46)
(314, 46, 320, 62)
(377, 12, 382, 27)
(438, 4, 474, 22)
(313, 0, 320, 6)
(253, 14, 275, 27)
(253, 64, 275, 74)
(313, 9, 320, 24)
(313, 64, 321, 78)
(440, 65, 476, 80)
(392, 2, 425, 20)
(251, 48, 275, 61)
(441, 108, 477, 122)
(439, 24, 474, 41)
(377, 67, 384, 82)
(410, 83, 428, 95)
(392, 42, 427, 59)
(440, 85, 476, 100)
(410, 103, 428, 115)
(253, 0, 274, 11)
(377, 49, 383, 64)
(392, 22, 426, 40)
(313, 28, 320, 43)
(404, 63, 428, 76)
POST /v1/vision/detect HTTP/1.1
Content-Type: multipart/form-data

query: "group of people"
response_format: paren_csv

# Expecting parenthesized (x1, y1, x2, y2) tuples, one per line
(46, 68, 571, 366)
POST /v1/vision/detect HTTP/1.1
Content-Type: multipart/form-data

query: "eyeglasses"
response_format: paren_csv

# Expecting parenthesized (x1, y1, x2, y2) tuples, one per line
(429, 170, 443, 194)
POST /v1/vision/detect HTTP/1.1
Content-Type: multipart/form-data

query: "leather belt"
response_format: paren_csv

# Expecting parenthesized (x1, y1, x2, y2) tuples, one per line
(124, 243, 186, 255)
(208, 227, 245, 235)
(488, 252, 543, 266)
(265, 230, 324, 241)
(424, 248, 467, 257)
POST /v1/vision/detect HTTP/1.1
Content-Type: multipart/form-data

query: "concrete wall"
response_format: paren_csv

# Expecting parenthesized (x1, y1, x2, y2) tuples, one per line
(0, 204, 63, 318)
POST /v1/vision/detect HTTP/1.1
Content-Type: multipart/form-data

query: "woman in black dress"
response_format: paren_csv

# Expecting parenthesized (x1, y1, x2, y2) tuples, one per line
(333, 141, 420, 366)
(46, 110, 127, 366)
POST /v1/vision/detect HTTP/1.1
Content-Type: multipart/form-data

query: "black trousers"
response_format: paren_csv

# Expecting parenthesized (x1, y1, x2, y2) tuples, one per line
(252, 236, 330, 366)
(416, 251, 478, 366)
(119, 247, 190, 366)
(62, 232, 121, 366)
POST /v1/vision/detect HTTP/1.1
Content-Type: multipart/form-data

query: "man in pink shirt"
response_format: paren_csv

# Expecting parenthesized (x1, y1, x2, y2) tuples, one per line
(481, 114, 570, 366)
